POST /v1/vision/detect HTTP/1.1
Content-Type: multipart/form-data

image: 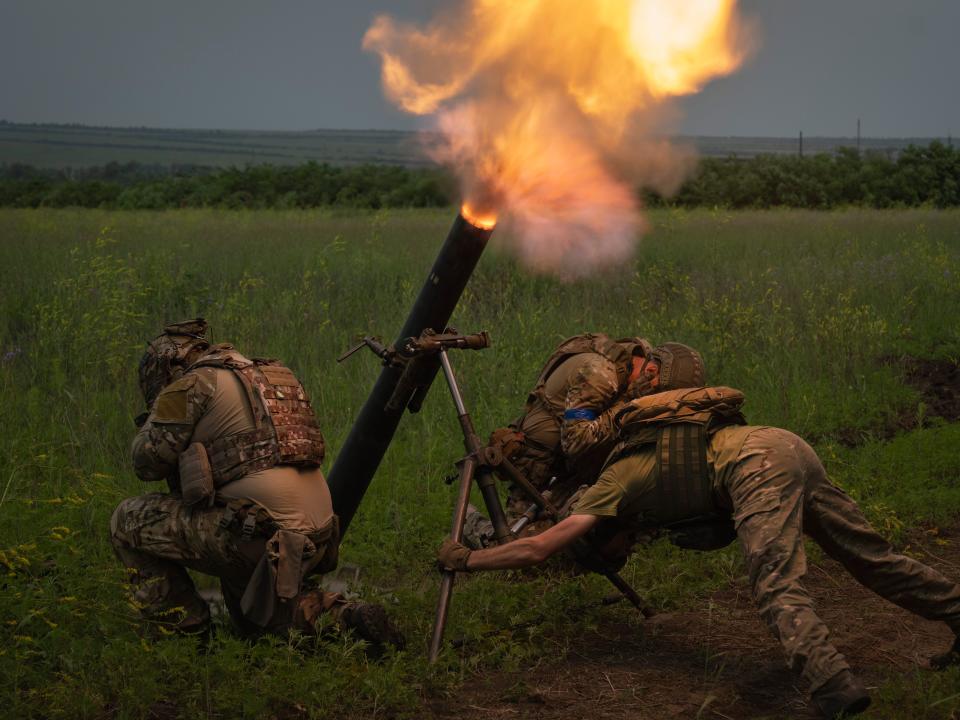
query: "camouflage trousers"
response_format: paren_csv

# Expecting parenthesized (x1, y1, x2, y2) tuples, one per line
(724, 427, 960, 691)
(110, 493, 340, 636)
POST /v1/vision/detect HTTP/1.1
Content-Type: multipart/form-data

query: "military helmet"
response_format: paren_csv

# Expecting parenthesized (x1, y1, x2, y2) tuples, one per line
(616, 336, 653, 359)
(138, 318, 211, 408)
(650, 342, 706, 390)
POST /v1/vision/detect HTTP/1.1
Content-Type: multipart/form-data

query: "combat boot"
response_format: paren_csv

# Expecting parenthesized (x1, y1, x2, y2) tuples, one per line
(339, 602, 406, 656)
(811, 669, 871, 719)
(930, 635, 960, 670)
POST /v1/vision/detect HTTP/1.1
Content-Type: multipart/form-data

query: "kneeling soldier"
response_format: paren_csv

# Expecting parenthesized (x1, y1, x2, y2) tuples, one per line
(112, 319, 403, 650)
(439, 343, 960, 719)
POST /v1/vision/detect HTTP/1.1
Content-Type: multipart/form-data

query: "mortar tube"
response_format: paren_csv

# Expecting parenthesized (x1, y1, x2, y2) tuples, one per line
(327, 212, 494, 535)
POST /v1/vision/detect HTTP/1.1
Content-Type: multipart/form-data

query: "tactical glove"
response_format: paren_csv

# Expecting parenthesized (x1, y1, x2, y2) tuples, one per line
(437, 538, 472, 572)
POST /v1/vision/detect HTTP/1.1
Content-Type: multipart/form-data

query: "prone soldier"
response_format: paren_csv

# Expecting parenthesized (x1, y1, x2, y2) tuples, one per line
(439, 342, 960, 719)
(111, 319, 403, 650)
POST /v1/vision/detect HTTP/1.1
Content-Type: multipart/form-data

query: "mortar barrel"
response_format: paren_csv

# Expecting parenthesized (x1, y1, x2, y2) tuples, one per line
(327, 212, 494, 534)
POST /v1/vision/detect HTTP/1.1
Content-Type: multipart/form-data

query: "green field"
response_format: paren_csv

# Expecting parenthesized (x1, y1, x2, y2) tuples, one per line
(1, 207, 959, 718)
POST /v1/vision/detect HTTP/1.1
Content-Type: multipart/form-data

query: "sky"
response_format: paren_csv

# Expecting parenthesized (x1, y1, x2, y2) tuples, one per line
(1, 0, 957, 138)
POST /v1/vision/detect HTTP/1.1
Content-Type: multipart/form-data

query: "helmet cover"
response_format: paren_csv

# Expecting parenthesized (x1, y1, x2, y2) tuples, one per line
(650, 342, 706, 390)
(138, 318, 211, 408)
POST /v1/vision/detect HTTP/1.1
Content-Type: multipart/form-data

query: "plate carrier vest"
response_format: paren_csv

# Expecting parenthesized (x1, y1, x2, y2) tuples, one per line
(189, 346, 325, 487)
(613, 386, 747, 524)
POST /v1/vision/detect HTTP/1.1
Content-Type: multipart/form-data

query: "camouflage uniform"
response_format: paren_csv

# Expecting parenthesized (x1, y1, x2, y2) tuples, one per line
(112, 348, 340, 635)
(463, 335, 652, 548)
(110, 492, 338, 634)
(574, 424, 960, 692)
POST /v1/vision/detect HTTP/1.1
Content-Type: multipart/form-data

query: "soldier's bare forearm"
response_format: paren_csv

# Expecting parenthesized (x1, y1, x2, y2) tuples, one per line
(466, 514, 600, 571)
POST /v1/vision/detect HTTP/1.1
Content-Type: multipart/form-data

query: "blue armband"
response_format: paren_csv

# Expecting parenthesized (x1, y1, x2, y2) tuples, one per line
(564, 408, 598, 421)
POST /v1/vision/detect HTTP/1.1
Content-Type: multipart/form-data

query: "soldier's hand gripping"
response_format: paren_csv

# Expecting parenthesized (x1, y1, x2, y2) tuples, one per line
(437, 538, 472, 572)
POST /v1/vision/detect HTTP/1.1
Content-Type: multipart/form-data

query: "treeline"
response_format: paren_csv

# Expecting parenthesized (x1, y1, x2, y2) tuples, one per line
(2, 141, 958, 210)
(651, 142, 960, 209)
(0, 162, 452, 210)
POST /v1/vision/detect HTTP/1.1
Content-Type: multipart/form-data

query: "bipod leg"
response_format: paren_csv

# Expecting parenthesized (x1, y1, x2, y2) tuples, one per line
(600, 569, 656, 618)
(494, 457, 559, 517)
(429, 455, 476, 663)
(438, 349, 512, 545)
(474, 465, 512, 545)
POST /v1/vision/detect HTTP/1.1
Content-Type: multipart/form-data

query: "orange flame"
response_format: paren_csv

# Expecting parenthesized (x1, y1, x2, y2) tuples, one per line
(461, 203, 497, 231)
(365, 0, 753, 277)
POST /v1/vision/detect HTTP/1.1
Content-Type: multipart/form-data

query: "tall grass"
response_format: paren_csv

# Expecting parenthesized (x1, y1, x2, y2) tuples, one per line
(1, 207, 959, 718)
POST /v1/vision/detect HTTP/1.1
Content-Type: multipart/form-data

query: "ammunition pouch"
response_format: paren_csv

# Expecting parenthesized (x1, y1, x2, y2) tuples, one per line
(178, 442, 215, 507)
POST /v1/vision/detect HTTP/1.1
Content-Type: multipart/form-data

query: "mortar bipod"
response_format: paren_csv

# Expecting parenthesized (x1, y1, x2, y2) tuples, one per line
(429, 335, 514, 662)
(338, 327, 511, 660)
(340, 328, 653, 661)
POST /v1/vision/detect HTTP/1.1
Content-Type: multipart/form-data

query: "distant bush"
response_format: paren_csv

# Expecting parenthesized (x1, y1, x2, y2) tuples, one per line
(0, 161, 453, 210)
(648, 142, 960, 209)
(2, 142, 959, 210)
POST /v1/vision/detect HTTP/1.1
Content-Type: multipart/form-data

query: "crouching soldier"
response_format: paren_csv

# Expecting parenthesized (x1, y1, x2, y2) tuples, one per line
(439, 343, 960, 719)
(463, 333, 655, 548)
(111, 319, 403, 650)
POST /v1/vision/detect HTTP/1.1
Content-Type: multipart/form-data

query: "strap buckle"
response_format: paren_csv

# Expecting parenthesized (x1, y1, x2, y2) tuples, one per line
(218, 507, 236, 531)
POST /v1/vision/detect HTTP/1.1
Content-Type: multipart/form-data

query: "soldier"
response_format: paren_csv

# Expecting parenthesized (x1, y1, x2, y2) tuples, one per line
(111, 319, 403, 651)
(439, 343, 960, 720)
(463, 333, 654, 548)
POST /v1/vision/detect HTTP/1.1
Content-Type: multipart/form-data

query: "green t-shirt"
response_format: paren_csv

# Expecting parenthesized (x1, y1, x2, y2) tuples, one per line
(571, 424, 763, 525)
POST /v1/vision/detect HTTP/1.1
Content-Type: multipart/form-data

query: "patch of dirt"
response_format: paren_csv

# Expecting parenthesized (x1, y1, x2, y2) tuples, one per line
(831, 356, 960, 447)
(902, 357, 960, 422)
(424, 526, 960, 720)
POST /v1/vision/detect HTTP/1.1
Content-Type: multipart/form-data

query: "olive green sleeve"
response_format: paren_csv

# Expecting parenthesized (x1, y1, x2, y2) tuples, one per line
(130, 370, 216, 482)
(571, 453, 657, 518)
(559, 355, 623, 460)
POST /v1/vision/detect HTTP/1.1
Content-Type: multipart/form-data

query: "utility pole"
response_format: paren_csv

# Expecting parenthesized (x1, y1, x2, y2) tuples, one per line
(857, 118, 861, 155)
(799, 130, 804, 158)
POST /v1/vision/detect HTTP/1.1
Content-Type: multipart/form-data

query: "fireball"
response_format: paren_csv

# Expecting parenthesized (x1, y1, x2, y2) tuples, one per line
(365, 0, 752, 277)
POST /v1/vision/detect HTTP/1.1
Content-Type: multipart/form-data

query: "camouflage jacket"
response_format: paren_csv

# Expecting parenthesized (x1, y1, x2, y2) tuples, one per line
(558, 354, 629, 462)
(131, 368, 219, 482)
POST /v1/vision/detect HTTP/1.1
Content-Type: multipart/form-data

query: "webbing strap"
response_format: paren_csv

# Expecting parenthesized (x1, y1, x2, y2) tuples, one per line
(655, 423, 712, 524)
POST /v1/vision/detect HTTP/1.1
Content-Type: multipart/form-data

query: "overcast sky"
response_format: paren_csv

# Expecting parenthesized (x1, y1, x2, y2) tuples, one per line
(1, 0, 957, 137)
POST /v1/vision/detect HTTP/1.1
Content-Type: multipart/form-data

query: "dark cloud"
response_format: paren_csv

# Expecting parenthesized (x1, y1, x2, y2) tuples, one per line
(1, 0, 956, 136)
